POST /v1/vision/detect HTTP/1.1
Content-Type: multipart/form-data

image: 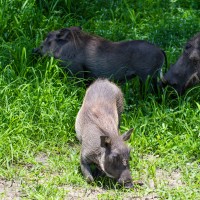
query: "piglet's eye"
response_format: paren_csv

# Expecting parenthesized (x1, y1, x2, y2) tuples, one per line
(111, 152, 118, 159)
(185, 43, 192, 50)
(113, 153, 118, 158)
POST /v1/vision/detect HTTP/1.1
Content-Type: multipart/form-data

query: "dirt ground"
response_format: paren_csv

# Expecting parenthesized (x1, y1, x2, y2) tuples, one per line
(0, 153, 184, 200)
(0, 172, 181, 200)
(0, 179, 21, 200)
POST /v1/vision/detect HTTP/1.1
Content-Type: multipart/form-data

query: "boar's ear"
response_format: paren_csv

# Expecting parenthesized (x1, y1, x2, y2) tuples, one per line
(121, 128, 134, 141)
(57, 28, 71, 40)
(100, 136, 111, 148)
(69, 26, 82, 31)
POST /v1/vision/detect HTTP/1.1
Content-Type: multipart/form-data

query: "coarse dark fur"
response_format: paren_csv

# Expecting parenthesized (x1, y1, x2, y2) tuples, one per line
(161, 32, 200, 95)
(34, 26, 166, 91)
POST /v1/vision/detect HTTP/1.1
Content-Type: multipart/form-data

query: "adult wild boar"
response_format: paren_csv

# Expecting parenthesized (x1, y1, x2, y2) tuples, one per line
(34, 26, 166, 90)
(75, 79, 134, 188)
(161, 33, 200, 95)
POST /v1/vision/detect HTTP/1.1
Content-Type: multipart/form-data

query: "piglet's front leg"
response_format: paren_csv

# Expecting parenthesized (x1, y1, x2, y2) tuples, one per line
(80, 157, 94, 183)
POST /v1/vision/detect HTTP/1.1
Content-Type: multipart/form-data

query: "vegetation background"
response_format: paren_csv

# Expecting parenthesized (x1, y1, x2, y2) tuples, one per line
(0, 0, 199, 199)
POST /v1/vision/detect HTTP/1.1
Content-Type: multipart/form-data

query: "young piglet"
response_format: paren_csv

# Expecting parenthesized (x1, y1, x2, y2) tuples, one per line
(75, 79, 134, 188)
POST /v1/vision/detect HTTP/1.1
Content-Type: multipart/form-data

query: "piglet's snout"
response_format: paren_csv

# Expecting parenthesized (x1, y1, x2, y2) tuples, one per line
(117, 169, 133, 188)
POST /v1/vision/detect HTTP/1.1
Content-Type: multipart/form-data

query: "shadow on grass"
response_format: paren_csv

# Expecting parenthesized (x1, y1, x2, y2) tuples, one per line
(77, 164, 143, 191)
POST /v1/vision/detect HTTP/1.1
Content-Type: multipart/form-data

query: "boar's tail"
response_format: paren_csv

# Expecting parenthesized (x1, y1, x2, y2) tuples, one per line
(161, 50, 168, 73)
(159, 50, 168, 81)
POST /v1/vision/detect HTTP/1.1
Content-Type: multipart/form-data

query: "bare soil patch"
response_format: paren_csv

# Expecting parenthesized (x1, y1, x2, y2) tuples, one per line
(0, 179, 21, 200)
(35, 152, 49, 166)
(61, 185, 158, 200)
(0, 154, 184, 199)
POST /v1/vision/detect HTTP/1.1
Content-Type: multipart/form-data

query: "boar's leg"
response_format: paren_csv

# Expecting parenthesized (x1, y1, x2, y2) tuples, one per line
(139, 76, 158, 95)
(80, 156, 94, 183)
(64, 63, 85, 79)
(151, 77, 159, 93)
(67, 63, 94, 86)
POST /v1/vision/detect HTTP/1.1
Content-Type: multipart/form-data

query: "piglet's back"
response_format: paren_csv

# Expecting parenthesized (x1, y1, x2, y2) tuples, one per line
(75, 79, 123, 142)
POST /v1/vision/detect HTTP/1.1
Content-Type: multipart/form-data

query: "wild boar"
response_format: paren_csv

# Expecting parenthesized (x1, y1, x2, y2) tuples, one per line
(161, 32, 200, 95)
(75, 79, 134, 188)
(34, 26, 166, 91)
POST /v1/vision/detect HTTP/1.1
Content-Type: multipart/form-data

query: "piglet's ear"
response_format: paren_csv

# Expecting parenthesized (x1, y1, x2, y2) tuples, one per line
(100, 136, 111, 148)
(121, 128, 134, 141)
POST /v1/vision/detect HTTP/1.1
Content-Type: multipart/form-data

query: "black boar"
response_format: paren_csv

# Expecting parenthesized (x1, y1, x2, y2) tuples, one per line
(34, 26, 166, 90)
(75, 79, 134, 188)
(161, 33, 200, 95)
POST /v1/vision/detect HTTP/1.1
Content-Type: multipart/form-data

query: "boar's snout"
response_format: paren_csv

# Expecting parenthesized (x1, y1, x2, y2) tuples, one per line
(124, 181, 133, 189)
(189, 50, 200, 64)
(161, 73, 185, 94)
(117, 169, 133, 188)
(159, 63, 176, 89)
(118, 179, 133, 188)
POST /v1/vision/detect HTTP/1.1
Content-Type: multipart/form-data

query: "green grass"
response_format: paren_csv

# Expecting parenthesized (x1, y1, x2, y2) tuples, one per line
(0, 0, 200, 199)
